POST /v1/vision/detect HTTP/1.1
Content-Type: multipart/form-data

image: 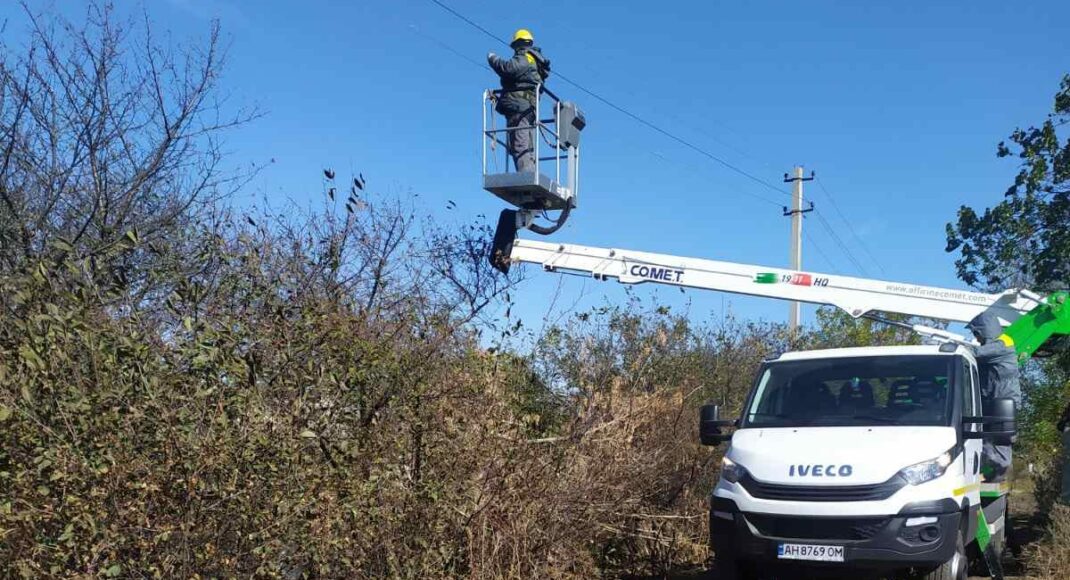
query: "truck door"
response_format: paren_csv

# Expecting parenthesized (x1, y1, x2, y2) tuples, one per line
(962, 357, 983, 491)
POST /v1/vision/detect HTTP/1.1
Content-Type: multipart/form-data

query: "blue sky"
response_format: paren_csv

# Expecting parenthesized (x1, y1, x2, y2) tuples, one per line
(6, 0, 1068, 336)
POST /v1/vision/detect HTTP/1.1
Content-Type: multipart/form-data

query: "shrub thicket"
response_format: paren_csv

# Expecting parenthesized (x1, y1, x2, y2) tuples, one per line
(0, 203, 791, 577)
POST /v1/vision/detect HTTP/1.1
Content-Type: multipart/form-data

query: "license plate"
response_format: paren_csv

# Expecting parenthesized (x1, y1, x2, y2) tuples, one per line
(777, 543, 845, 562)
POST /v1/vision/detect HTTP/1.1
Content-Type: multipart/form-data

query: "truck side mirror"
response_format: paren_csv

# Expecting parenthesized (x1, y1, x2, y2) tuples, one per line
(699, 404, 736, 446)
(963, 397, 1016, 446)
(989, 397, 1016, 446)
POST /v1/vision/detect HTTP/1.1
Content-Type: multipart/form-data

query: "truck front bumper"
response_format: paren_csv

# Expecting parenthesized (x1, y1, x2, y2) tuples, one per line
(710, 497, 962, 570)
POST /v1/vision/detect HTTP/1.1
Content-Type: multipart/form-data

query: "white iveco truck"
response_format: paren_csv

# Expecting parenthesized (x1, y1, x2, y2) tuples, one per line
(701, 343, 1013, 580)
(497, 239, 1068, 580)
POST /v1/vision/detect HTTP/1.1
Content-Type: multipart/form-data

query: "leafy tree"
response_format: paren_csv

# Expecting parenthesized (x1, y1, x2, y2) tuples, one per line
(946, 75, 1070, 292)
(803, 307, 922, 350)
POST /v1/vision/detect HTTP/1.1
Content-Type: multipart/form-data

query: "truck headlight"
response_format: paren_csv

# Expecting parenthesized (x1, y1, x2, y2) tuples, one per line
(722, 456, 747, 484)
(898, 449, 953, 485)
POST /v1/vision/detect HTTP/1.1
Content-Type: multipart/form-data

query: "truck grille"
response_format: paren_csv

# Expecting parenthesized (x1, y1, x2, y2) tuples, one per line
(745, 513, 891, 541)
(738, 474, 906, 502)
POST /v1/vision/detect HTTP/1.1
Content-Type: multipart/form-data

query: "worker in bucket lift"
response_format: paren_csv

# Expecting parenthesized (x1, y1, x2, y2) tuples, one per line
(967, 311, 1022, 483)
(488, 29, 551, 173)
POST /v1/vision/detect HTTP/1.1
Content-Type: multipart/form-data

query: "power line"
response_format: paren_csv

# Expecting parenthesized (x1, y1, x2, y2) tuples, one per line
(551, 76, 792, 199)
(803, 228, 839, 272)
(408, 24, 489, 72)
(424, 0, 794, 200)
(813, 209, 870, 276)
(814, 177, 888, 276)
(427, 0, 512, 46)
(813, 209, 867, 275)
(644, 150, 785, 207)
(658, 106, 782, 176)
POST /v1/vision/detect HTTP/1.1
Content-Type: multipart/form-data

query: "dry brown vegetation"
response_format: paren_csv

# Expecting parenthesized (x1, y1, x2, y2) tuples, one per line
(1023, 504, 1070, 579)
(0, 184, 789, 577)
(1016, 435, 1070, 580)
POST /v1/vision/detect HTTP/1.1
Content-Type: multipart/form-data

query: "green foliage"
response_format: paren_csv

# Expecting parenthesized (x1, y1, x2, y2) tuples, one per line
(803, 307, 923, 350)
(1017, 358, 1070, 514)
(946, 74, 1070, 292)
(492, 353, 564, 436)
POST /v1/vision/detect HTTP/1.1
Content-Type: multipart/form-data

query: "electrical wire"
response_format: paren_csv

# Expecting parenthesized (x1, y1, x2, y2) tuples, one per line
(802, 228, 840, 273)
(426, 0, 512, 47)
(815, 177, 888, 276)
(812, 209, 870, 276)
(408, 24, 490, 72)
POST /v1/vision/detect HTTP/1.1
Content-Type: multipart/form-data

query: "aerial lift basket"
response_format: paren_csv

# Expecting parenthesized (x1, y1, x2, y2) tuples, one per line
(483, 85, 585, 271)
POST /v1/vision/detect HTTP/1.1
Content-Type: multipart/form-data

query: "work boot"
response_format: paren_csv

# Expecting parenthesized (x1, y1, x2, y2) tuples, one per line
(981, 461, 1009, 484)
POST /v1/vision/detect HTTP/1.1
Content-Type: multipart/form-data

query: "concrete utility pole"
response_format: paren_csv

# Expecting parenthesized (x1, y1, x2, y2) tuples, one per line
(783, 166, 814, 333)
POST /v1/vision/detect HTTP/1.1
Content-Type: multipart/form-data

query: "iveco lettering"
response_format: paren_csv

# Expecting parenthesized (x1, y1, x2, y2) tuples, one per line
(789, 464, 853, 477)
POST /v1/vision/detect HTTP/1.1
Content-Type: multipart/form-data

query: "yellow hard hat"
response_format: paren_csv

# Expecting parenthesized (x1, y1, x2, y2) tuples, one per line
(512, 29, 534, 43)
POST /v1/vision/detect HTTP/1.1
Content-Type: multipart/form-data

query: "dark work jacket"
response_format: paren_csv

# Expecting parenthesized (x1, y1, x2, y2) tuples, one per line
(967, 311, 1021, 404)
(488, 46, 550, 117)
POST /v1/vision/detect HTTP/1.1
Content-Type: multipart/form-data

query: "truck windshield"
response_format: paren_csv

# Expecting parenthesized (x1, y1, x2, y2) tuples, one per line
(744, 355, 955, 428)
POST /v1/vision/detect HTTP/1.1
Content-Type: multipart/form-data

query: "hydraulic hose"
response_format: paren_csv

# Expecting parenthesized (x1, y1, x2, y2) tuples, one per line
(528, 204, 571, 236)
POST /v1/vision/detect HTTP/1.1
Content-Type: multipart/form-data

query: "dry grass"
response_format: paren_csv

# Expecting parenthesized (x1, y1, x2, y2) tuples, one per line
(1020, 446, 1070, 580)
(1021, 503, 1070, 578)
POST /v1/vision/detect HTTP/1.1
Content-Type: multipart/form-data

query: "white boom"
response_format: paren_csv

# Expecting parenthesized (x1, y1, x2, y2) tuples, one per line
(510, 238, 1042, 328)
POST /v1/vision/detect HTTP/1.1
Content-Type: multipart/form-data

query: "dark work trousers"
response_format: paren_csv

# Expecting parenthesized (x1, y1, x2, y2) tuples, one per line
(981, 396, 1015, 483)
(507, 109, 536, 173)
(981, 383, 1020, 482)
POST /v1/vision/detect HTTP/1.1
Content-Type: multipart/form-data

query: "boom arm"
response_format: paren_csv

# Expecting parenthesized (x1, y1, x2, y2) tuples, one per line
(1004, 291, 1070, 361)
(509, 239, 1068, 358)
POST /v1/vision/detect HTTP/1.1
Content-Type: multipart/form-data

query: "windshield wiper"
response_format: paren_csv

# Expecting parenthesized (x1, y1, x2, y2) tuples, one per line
(848, 414, 900, 424)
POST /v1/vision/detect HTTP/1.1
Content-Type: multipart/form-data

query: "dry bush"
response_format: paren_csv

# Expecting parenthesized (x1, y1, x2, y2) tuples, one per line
(1023, 503, 1070, 579)
(1019, 430, 1070, 579)
(0, 215, 784, 577)
(484, 302, 790, 577)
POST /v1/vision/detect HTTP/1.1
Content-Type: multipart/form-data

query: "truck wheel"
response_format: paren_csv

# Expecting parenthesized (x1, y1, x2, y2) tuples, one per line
(920, 533, 967, 580)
